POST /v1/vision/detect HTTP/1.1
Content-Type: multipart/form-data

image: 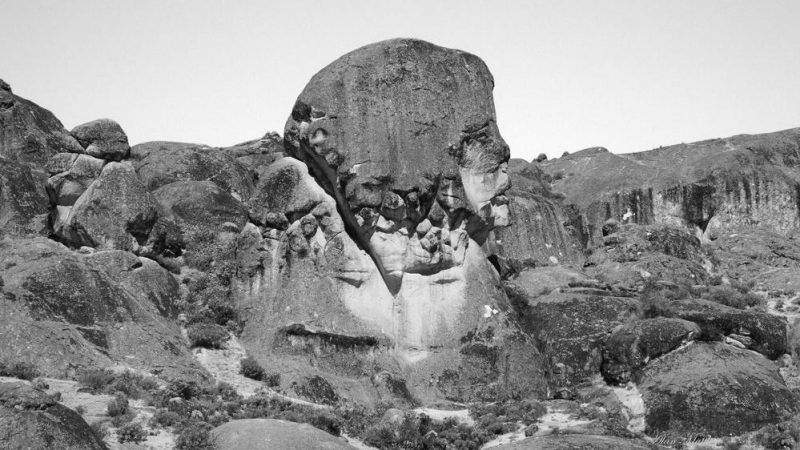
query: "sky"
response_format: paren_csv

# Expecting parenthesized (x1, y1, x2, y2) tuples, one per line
(3, 1, 799, 161)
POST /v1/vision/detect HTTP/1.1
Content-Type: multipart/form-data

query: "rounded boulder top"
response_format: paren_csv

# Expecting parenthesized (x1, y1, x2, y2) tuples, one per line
(284, 37, 509, 194)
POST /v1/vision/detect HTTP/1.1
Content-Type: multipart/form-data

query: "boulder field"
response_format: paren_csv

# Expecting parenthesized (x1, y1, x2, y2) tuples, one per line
(1, 38, 800, 448)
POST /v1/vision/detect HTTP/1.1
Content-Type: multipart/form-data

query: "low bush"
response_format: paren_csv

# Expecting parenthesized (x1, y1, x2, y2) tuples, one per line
(264, 372, 281, 388)
(117, 422, 147, 443)
(77, 368, 159, 400)
(150, 408, 181, 428)
(240, 357, 266, 381)
(702, 285, 764, 309)
(175, 421, 215, 450)
(107, 393, 129, 417)
(187, 323, 229, 349)
(0, 360, 40, 380)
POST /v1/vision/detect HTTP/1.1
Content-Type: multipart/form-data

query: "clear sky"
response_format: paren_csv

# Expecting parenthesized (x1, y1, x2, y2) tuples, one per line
(3, 1, 799, 160)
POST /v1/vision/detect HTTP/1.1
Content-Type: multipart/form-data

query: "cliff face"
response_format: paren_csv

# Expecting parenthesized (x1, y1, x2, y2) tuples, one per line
(541, 128, 800, 245)
(495, 159, 585, 267)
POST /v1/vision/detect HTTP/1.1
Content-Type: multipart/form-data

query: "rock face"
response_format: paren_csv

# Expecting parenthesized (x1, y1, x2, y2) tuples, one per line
(132, 141, 255, 201)
(234, 38, 547, 404)
(541, 129, 800, 246)
(0, 158, 49, 235)
(601, 318, 699, 384)
(51, 161, 165, 252)
(639, 342, 797, 436)
(0, 79, 83, 165)
(284, 38, 511, 292)
(0, 381, 107, 450)
(70, 118, 130, 161)
(0, 237, 203, 379)
(211, 419, 356, 450)
(494, 158, 585, 267)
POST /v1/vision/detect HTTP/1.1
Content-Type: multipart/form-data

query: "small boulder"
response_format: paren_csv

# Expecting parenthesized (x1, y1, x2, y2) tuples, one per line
(70, 118, 130, 161)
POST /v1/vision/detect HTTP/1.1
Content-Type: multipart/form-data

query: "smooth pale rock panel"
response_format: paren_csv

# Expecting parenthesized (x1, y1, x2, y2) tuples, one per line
(212, 419, 356, 450)
(70, 118, 130, 161)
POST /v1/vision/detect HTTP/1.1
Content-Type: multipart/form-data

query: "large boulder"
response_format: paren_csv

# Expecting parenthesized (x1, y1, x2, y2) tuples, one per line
(668, 298, 787, 359)
(639, 342, 797, 436)
(601, 318, 699, 384)
(0, 237, 203, 379)
(52, 161, 163, 252)
(132, 141, 254, 201)
(70, 118, 130, 161)
(0, 381, 107, 450)
(284, 37, 511, 292)
(517, 292, 640, 389)
(0, 158, 49, 235)
(211, 419, 356, 450)
(0, 79, 83, 166)
(236, 39, 547, 405)
(153, 180, 249, 234)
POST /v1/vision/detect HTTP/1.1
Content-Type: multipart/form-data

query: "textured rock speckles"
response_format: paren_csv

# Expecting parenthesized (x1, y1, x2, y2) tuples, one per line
(70, 118, 130, 161)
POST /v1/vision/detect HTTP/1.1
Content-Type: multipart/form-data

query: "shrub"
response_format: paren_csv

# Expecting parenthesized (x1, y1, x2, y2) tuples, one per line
(0, 360, 40, 380)
(32, 378, 49, 391)
(702, 285, 764, 309)
(90, 421, 108, 441)
(187, 323, 229, 349)
(117, 422, 147, 443)
(240, 357, 266, 381)
(175, 421, 215, 450)
(74, 405, 87, 415)
(264, 372, 281, 388)
(150, 408, 181, 428)
(77, 368, 116, 393)
(107, 393, 129, 417)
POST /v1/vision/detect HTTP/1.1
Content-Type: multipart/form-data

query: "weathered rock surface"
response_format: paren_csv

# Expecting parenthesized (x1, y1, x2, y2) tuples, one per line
(234, 39, 548, 405)
(601, 318, 699, 384)
(495, 158, 585, 267)
(70, 118, 130, 161)
(0, 79, 83, 165)
(211, 418, 356, 450)
(52, 161, 163, 252)
(0, 381, 107, 450)
(0, 237, 203, 379)
(154, 180, 249, 235)
(284, 37, 511, 292)
(666, 298, 787, 359)
(542, 128, 800, 246)
(132, 141, 254, 201)
(639, 342, 796, 436)
(517, 292, 639, 389)
(0, 158, 49, 235)
(45, 153, 105, 206)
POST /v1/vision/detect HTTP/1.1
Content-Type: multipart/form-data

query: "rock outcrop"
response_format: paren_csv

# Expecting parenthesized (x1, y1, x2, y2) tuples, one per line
(0, 79, 83, 166)
(70, 118, 130, 161)
(541, 129, 800, 246)
(234, 38, 547, 404)
(640, 342, 796, 436)
(0, 381, 107, 450)
(0, 237, 203, 379)
(0, 158, 49, 236)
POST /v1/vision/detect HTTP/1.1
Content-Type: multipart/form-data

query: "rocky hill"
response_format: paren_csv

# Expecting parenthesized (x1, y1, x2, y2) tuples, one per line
(1, 39, 800, 449)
